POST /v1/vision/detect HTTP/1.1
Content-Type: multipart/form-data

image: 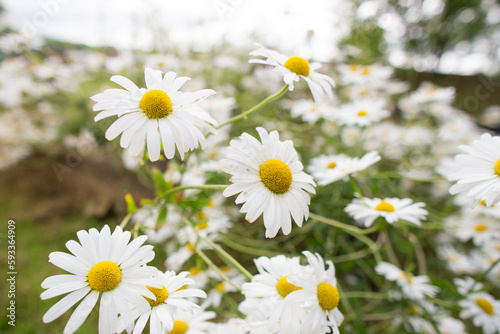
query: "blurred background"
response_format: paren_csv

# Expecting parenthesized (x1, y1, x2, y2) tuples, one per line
(0, 0, 499, 332)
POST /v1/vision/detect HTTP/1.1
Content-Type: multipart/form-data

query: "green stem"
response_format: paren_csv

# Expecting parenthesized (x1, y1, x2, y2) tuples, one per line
(471, 257, 500, 292)
(181, 215, 253, 281)
(217, 84, 289, 129)
(381, 229, 400, 267)
(162, 184, 228, 197)
(309, 212, 382, 263)
(194, 247, 242, 292)
(119, 213, 132, 229)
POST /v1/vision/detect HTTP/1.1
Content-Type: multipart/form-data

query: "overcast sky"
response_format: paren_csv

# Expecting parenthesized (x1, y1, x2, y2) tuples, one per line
(3, 0, 349, 61)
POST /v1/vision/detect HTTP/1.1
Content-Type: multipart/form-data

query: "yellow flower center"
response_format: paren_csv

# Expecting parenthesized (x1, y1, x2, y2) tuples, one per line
(140, 89, 173, 119)
(216, 282, 225, 292)
(375, 200, 395, 212)
(475, 224, 488, 232)
(357, 110, 368, 116)
(410, 304, 421, 315)
(144, 285, 169, 307)
(259, 159, 293, 194)
(87, 261, 121, 292)
(476, 297, 494, 315)
(327, 161, 337, 169)
(189, 267, 202, 275)
(495, 159, 500, 176)
(196, 222, 209, 230)
(276, 275, 302, 298)
(284, 56, 310, 77)
(317, 283, 340, 311)
(361, 67, 371, 75)
(168, 320, 189, 334)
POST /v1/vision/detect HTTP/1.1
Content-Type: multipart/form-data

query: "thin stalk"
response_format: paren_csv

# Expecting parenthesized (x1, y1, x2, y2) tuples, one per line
(217, 84, 289, 129)
(381, 229, 400, 267)
(310, 212, 382, 263)
(162, 184, 228, 197)
(181, 215, 253, 281)
(194, 247, 242, 292)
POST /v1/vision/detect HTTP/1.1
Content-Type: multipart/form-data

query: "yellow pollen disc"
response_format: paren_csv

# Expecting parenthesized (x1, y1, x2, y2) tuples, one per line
(410, 305, 421, 315)
(317, 283, 340, 311)
(140, 89, 173, 119)
(284, 56, 310, 77)
(310, 104, 316, 113)
(361, 67, 371, 75)
(375, 200, 395, 212)
(406, 274, 414, 284)
(357, 110, 368, 116)
(349, 64, 358, 72)
(327, 162, 337, 169)
(196, 222, 209, 230)
(186, 242, 195, 253)
(479, 200, 488, 206)
(189, 267, 202, 275)
(87, 261, 121, 292)
(276, 275, 302, 298)
(144, 285, 169, 307)
(168, 320, 189, 334)
(495, 159, 500, 176)
(476, 298, 494, 315)
(475, 224, 488, 232)
(216, 282, 225, 292)
(259, 159, 293, 194)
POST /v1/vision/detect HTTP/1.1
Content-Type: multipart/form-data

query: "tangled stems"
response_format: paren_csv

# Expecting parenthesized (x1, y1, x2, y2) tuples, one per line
(216, 84, 289, 129)
(309, 212, 383, 263)
(180, 214, 253, 281)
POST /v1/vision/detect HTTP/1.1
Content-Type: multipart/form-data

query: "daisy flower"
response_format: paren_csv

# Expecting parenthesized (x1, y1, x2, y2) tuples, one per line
(91, 68, 217, 161)
(287, 99, 336, 124)
(40, 225, 160, 334)
(286, 251, 344, 334)
(331, 98, 390, 127)
(375, 262, 439, 301)
(451, 213, 500, 245)
(447, 133, 500, 207)
(241, 255, 307, 333)
(337, 64, 393, 86)
(308, 151, 381, 186)
(459, 292, 500, 334)
(167, 308, 216, 334)
(345, 196, 428, 228)
(130, 269, 207, 334)
(221, 127, 316, 238)
(249, 44, 335, 106)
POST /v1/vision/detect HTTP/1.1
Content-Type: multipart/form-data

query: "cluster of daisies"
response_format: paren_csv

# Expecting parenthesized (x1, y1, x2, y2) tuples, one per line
(40, 43, 500, 333)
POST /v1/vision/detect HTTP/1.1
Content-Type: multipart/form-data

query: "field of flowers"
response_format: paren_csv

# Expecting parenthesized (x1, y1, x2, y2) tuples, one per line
(0, 2, 500, 334)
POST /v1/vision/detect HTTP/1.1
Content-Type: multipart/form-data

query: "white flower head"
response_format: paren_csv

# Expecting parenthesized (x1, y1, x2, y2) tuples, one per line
(332, 98, 390, 127)
(459, 292, 500, 334)
(308, 151, 381, 186)
(130, 269, 207, 334)
(221, 127, 316, 238)
(91, 68, 217, 162)
(375, 262, 439, 301)
(241, 255, 307, 333)
(249, 44, 335, 106)
(448, 133, 500, 207)
(286, 251, 344, 334)
(40, 225, 160, 334)
(345, 196, 428, 228)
